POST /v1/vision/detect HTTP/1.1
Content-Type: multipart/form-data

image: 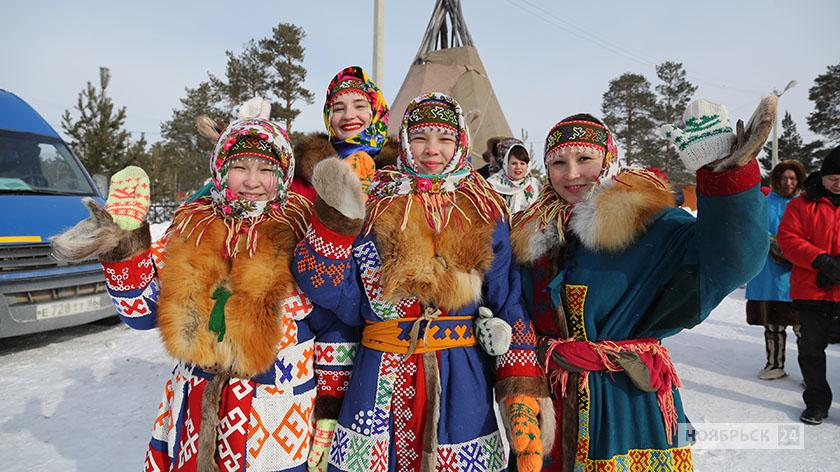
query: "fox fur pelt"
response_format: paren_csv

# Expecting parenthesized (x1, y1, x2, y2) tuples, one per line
(371, 196, 497, 311)
(157, 210, 304, 377)
(513, 170, 674, 263)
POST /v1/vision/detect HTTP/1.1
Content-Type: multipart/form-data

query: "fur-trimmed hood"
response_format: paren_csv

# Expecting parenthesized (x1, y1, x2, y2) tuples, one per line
(512, 170, 674, 263)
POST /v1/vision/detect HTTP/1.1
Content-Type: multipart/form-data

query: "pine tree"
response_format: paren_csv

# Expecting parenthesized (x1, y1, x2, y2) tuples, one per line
(159, 81, 226, 200)
(653, 62, 697, 185)
(260, 23, 315, 132)
(761, 111, 820, 173)
(807, 62, 840, 146)
(60, 67, 132, 176)
(602, 73, 658, 167)
(209, 40, 273, 109)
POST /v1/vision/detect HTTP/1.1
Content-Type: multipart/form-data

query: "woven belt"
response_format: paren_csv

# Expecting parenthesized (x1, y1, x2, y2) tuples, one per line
(362, 309, 476, 357)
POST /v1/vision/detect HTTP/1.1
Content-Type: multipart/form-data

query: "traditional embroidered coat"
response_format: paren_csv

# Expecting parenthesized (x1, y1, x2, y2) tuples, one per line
(102, 205, 357, 472)
(515, 162, 768, 471)
(292, 200, 545, 472)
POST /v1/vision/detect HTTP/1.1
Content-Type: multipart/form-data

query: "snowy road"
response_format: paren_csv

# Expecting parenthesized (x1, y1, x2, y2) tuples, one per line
(1, 289, 838, 471)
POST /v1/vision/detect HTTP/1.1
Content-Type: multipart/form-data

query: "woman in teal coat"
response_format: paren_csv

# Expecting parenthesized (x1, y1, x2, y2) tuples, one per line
(512, 97, 775, 471)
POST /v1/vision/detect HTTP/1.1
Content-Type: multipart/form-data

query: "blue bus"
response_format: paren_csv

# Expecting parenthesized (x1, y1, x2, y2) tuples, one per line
(0, 89, 114, 338)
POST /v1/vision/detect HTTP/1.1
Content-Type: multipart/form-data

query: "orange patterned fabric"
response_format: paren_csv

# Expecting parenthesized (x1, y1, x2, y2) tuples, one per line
(361, 315, 476, 355)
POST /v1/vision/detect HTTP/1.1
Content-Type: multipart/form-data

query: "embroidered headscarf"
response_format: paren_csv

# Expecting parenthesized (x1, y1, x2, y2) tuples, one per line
(513, 114, 620, 245)
(487, 138, 541, 214)
(171, 118, 309, 258)
(365, 93, 506, 234)
(323, 66, 390, 159)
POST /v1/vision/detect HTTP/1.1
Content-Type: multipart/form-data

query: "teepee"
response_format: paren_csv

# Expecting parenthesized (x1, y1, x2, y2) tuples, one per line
(389, 0, 512, 168)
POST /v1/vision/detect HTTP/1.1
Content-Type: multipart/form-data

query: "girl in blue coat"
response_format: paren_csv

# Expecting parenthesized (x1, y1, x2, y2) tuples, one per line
(745, 160, 806, 380)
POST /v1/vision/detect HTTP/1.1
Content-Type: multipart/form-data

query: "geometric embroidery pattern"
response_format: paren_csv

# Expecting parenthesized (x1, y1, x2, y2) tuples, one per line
(314, 342, 358, 366)
(565, 284, 589, 342)
(306, 226, 352, 259)
(353, 240, 417, 321)
(329, 352, 401, 472)
(393, 360, 420, 471)
(246, 386, 315, 471)
(435, 431, 506, 472)
(281, 288, 313, 321)
(510, 319, 537, 348)
(103, 251, 155, 292)
(296, 243, 348, 288)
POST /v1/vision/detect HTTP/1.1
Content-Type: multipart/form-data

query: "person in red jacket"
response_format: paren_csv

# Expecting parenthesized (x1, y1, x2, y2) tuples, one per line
(777, 145, 840, 425)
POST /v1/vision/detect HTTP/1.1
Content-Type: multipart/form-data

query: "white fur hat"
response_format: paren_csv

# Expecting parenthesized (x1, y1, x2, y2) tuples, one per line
(659, 99, 735, 171)
(230, 96, 272, 121)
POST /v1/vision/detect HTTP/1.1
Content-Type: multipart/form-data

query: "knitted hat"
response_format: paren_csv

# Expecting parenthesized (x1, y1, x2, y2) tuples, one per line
(820, 145, 840, 176)
(659, 99, 736, 171)
(405, 98, 459, 137)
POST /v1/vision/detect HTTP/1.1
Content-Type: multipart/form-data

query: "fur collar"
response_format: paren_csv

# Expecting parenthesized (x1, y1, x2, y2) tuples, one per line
(570, 170, 674, 252)
(512, 170, 674, 263)
(372, 195, 496, 310)
(157, 213, 303, 377)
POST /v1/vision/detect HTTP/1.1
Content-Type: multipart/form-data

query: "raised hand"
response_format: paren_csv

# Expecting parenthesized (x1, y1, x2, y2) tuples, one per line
(105, 166, 150, 231)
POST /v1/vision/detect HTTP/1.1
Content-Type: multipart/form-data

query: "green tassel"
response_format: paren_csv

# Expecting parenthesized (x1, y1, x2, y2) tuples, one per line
(209, 286, 232, 342)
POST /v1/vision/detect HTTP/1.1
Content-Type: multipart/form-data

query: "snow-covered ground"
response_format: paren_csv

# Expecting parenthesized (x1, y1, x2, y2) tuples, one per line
(0, 288, 837, 471)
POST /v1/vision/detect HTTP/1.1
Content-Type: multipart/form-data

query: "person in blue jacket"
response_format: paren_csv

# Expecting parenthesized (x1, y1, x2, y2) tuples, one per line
(746, 160, 806, 380)
(512, 97, 774, 471)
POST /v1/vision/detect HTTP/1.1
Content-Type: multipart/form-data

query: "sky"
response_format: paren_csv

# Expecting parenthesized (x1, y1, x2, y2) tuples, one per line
(3, 0, 839, 161)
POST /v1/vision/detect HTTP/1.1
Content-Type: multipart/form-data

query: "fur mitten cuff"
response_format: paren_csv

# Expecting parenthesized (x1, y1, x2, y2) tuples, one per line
(312, 157, 365, 235)
(314, 395, 343, 421)
(51, 198, 150, 263)
(712, 95, 777, 171)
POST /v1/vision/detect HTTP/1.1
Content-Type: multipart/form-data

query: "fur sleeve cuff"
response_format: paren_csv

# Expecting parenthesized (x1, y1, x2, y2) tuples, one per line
(100, 222, 152, 262)
(495, 375, 549, 402)
(696, 159, 760, 196)
(313, 197, 363, 238)
(314, 395, 343, 420)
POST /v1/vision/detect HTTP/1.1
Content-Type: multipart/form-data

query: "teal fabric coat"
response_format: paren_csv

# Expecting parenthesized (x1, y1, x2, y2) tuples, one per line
(518, 165, 768, 470)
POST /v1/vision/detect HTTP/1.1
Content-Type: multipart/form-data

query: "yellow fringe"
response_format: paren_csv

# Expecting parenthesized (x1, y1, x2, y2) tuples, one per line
(170, 193, 311, 259)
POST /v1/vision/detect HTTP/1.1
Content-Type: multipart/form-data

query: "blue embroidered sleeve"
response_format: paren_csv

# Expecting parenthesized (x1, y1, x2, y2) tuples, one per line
(292, 214, 364, 328)
(482, 221, 542, 379)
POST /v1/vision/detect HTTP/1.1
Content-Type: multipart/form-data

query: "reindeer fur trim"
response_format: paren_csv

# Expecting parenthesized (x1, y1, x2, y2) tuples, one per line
(314, 395, 343, 421)
(293, 132, 333, 183)
(50, 198, 132, 262)
(312, 158, 366, 221)
(314, 196, 364, 236)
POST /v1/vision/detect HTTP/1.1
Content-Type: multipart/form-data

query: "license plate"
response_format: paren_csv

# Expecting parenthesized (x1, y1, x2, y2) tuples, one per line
(35, 295, 104, 320)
